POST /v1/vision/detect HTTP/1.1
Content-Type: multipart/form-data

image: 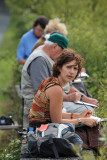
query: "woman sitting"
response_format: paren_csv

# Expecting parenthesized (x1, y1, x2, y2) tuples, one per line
(29, 48, 98, 128)
(29, 48, 103, 156)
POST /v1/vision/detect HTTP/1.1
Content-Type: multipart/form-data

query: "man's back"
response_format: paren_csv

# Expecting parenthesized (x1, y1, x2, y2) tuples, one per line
(17, 29, 38, 60)
(21, 48, 54, 99)
(17, 15, 49, 65)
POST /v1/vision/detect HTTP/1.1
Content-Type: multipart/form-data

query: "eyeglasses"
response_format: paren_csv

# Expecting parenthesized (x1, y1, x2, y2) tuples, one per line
(34, 26, 44, 33)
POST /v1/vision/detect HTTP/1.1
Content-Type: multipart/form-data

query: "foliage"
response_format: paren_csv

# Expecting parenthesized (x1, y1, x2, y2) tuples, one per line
(0, 0, 107, 159)
(0, 138, 21, 160)
(0, 23, 22, 122)
(5, 0, 107, 81)
(4, 0, 107, 106)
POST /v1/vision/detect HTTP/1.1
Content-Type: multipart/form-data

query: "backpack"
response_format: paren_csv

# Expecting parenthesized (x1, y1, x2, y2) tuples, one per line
(21, 123, 83, 158)
(0, 116, 14, 125)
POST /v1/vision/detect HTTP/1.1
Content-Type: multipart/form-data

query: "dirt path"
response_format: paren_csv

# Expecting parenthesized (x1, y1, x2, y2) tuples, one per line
(0, 0, 10, 45)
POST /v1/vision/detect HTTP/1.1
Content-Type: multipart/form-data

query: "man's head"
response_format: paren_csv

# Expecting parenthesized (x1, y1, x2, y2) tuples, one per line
(33, 15, 49, 38)
(43, 33, 69, 60)
(48, 33, 68, 49)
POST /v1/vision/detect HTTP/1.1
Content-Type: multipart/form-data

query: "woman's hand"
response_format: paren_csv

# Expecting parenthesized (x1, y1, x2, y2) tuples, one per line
(79, 110, 92, 118)
(81, 118, 98, 127)
(71, 110, 93, 119)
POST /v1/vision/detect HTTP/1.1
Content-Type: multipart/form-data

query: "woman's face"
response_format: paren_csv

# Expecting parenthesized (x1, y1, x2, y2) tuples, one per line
(59, 60, 78, 83)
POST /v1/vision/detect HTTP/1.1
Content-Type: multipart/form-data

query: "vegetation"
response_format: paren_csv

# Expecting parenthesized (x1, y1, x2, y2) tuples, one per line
(0, 0, 107, 159)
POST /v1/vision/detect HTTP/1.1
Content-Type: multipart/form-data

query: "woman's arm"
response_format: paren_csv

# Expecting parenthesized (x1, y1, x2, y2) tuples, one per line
(62, 109, 92, 119)
(46, 85, 63, 122)
(62, 111, 98, 127)
(46, 86, 98, 127)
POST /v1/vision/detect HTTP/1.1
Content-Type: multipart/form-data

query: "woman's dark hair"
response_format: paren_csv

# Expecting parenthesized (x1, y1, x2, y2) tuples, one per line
(33, 15, 49, 29)
(53, 48, 84, 80)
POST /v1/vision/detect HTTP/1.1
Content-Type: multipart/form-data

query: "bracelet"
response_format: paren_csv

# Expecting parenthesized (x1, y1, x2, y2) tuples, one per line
(71, 113, 74, 119)
(80, 94, 83, 101)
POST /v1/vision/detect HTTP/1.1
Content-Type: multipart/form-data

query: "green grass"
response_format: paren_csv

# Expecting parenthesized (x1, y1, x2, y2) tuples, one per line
(0, 1, 107, 158)
(0, 22, 19, 111)
(0, 59, 13, 87)
(0, 22, 22, 159)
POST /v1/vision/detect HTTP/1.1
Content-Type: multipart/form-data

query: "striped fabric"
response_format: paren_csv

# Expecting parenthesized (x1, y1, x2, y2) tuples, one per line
(75, 124, 103, 155)
(29, 77, 60, 124)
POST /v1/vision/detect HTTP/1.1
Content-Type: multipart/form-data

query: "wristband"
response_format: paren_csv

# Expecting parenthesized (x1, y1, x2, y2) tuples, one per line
(77, 118, 82, 126)
(80, 94, 83, 101)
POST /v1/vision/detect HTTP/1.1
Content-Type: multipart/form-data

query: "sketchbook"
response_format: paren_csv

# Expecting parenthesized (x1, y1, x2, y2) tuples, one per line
(74, 100, 98, 108)
(90, 116, 107, 123)
(78, 72, 89, 78)
(76, 116, 107, 128)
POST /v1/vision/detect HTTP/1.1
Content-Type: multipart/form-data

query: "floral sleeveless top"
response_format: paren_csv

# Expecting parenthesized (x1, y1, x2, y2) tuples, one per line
(29, 77, 61, 124)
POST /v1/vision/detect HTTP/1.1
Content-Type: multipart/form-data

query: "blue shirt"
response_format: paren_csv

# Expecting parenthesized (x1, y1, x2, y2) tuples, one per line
(17, 29, 38, 60)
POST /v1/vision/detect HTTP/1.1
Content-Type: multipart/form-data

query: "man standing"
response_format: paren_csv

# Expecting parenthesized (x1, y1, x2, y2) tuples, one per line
(21, 33, 69, 128)
(17, 15, 49, 65)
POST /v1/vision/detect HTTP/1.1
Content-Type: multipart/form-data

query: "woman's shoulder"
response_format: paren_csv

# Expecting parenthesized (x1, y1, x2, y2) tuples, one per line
(37, 77, 59, 91)
(45, 78, 63, 98)
(43, 77, 59, 84)
(39, 77, 60, 91)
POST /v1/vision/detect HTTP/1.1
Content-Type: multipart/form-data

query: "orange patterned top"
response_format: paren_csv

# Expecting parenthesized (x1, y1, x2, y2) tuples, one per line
(29, 77, 61, 124)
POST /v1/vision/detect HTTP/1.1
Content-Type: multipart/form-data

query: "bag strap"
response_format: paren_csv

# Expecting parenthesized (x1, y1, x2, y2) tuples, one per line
(48, 134, 59, 159)
(58, 124, 69, 138)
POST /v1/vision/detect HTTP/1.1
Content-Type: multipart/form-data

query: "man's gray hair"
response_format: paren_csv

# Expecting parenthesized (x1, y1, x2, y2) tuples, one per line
(44, 40, 54, 46)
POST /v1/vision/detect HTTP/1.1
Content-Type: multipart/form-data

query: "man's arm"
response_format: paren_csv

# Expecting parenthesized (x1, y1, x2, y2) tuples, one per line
(18, 59, 26, 65)
(28, 57, 51, 92)
(63, 85, 99, 106)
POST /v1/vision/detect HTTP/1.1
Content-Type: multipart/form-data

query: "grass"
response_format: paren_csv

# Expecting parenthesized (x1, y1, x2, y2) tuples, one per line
(0, 23, 22, 160)
(0, 14, 107, 160)
(0, 21, 19, 112)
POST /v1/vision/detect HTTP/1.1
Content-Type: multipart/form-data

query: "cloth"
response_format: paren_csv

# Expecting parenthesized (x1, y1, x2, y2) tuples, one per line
(75, 124, 103, 155)
(17, 29, 38, 60)
(71, 80, 92, 97)
(29, 77, 61, 125)
(21, 47, 54, 128)
(21, 47, 54, 99)
(23, 98, 33, 128)
(63, 101, 94, 113)
(62, 83, 71, 95)
(28, 57, 51, 92)
(62, 81, 94, 113)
